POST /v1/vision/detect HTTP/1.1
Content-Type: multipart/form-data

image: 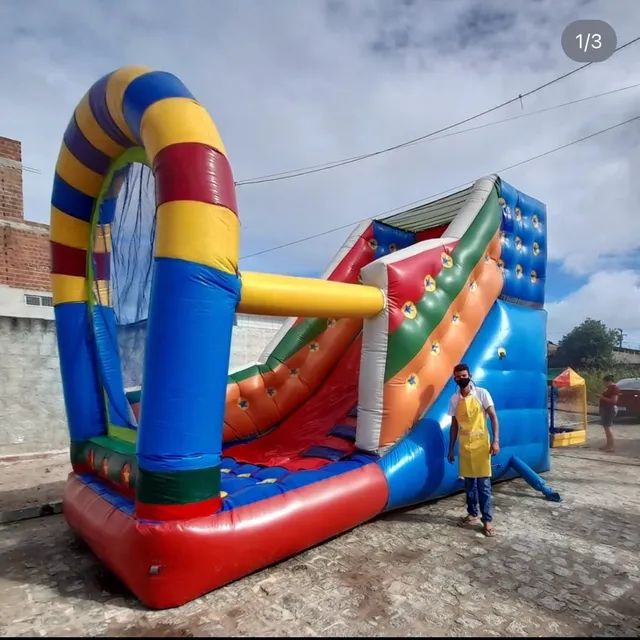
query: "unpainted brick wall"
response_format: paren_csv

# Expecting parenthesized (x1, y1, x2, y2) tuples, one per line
(0, 226, 51, 291)
(0, 137, 23, 221)
(0, 136, 51, 292)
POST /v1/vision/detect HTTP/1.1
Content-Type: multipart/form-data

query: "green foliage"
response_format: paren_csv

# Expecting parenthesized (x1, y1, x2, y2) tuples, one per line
(552, 318, 617, 370)
(579, 366, 640, 404)
(550, 319, 639, 405)
(611, 328, 625, 348)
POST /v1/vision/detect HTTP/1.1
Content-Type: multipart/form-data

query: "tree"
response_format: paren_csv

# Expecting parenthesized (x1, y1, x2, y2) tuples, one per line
(552, 318, 617, 370)
(612, 328, 626, 349)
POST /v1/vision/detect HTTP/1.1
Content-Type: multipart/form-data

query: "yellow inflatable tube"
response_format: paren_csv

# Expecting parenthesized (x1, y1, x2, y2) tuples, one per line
(239, 271, 385, 318)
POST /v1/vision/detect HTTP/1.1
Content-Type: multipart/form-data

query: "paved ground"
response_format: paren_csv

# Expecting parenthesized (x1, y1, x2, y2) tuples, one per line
(0, 451, 67, 515)
(1, 421, 639, 637)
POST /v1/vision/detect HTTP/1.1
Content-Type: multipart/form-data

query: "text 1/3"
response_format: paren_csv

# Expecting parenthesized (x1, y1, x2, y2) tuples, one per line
(562, 20, 616, 62)
(575, 33, 602, 52)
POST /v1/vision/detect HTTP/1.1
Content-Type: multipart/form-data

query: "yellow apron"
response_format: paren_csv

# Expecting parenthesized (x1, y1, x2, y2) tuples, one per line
(456, 394, 491, 478)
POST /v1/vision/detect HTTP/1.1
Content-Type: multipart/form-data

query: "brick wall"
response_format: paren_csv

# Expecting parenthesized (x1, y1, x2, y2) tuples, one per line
(0, 135, 51, 293)
(0, 137, 23, 221)
(0, 225, 51, 291)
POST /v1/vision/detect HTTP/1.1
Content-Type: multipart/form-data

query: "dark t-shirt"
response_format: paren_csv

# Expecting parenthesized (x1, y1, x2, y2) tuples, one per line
(599, 383, 620, 412)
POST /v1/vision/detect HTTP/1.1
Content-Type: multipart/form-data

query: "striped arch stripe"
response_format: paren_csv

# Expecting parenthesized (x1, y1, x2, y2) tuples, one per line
(51, 241, 110, 280)
(154, 143, 237, 213)
(122, 71, 195, 142)
(50, 66, 238, 285)
(88, 73, 134, 147)
(63, 114, 112, 175)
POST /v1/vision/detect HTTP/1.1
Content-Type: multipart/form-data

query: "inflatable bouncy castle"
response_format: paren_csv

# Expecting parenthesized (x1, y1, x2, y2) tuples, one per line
(51, 67, 551, 608)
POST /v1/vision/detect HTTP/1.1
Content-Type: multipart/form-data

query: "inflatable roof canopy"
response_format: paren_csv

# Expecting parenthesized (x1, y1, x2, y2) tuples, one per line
(51, 66, 550, 608)
(548, 367, 586, 388)
(548, 367, 587, 448)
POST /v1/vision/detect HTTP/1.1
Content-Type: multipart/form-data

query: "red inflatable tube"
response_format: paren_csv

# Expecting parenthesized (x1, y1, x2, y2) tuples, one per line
(63, 463, 389, 609)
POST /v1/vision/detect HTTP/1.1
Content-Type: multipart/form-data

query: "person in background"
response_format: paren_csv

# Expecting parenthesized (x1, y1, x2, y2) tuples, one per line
(447, 363, 500, 537)
(599, 374, 619, 453)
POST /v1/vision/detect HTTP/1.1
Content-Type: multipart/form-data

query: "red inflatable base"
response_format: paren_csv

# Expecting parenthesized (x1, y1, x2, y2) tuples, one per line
(63, 464, 389, 609)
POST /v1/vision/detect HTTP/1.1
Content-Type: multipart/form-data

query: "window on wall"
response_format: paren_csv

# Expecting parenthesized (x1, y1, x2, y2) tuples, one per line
(24, 294, 53, 307)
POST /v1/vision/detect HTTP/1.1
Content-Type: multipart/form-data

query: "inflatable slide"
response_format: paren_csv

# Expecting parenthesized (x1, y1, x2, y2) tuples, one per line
(50, 67, 550, 608)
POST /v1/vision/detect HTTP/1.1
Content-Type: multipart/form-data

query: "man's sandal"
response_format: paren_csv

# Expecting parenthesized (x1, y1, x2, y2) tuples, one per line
(458, 515, 480, 527)
(483, 525, 496, 537)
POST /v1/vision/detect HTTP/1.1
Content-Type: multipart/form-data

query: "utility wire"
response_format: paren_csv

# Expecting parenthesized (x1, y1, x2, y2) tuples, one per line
(379, 81, 640, 150)
(235, 35, 640, 186)
(484, 114, 639, 175)
(0, 159, 40, 174)
(241, 114, 639, 260)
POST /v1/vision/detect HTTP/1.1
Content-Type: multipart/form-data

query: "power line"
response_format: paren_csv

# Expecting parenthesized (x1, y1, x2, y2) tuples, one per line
(382, 82, 640, 150)
(487, 114, 638, 174)
(235, 35, 640, 186)
(240, 114, 639, 260)
(0, 159, 40, 174)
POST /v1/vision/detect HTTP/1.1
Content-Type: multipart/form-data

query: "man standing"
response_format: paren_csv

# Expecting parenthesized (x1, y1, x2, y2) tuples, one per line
(599, 374, 619, 453)
(447, 363, 500, 537)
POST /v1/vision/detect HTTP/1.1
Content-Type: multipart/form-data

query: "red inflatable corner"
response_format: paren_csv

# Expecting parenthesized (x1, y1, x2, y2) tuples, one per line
(63, 463, 389, 609)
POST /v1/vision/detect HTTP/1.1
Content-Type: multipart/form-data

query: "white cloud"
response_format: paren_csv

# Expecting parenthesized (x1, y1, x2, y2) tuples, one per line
(546, 270, 640, 347)
(0, 0, 639, 328)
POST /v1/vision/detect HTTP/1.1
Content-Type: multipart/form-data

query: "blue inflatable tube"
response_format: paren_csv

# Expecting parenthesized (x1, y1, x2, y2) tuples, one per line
(509, 455, 561, 502)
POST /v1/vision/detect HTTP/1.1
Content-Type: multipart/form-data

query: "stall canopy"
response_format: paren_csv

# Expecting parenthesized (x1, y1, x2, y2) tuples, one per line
(548, 367, 587, 447)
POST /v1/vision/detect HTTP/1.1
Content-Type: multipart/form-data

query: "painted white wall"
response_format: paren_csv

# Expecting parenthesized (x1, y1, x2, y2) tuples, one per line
(0, 284, 54, 320)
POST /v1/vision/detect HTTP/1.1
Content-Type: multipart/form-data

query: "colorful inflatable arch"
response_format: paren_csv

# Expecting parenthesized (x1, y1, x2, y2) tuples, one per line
(52, 67, 551, 608)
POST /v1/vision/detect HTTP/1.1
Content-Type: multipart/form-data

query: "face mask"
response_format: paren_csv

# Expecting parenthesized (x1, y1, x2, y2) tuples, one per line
(455, 377, 471, 389)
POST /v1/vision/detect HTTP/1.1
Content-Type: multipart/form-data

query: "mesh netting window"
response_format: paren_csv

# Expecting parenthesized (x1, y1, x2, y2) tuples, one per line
(90, 162, 157, 429)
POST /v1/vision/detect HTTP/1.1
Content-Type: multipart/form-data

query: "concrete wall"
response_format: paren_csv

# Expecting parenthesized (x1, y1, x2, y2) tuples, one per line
(0, 313, 284, 456)
(613, 348, 640, 365)
(230, 314, 285, 372)
(117, 314, 285, 388)
(0, 315, 68, 455)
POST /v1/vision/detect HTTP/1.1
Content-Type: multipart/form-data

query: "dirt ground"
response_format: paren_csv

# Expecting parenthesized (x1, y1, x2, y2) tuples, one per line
(0, 451, 67, 516)
(1, 421, 639, 637)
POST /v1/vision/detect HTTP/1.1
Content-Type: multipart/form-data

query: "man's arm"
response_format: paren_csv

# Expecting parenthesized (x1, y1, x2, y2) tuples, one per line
(486, 405, 500, 455)
(600, 391, 619, 405)
(448, 417, 458, 463)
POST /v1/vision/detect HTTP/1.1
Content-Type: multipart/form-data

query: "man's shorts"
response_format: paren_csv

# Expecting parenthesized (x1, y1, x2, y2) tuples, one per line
(600, 407, 616, 427)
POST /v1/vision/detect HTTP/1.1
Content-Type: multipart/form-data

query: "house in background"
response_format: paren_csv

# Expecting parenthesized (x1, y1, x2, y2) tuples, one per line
(547, 340, 640, 366)
(0, 137, 52, 319)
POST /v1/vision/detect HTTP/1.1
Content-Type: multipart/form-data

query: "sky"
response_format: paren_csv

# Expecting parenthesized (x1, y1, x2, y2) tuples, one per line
(1, 0, 639, 346)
